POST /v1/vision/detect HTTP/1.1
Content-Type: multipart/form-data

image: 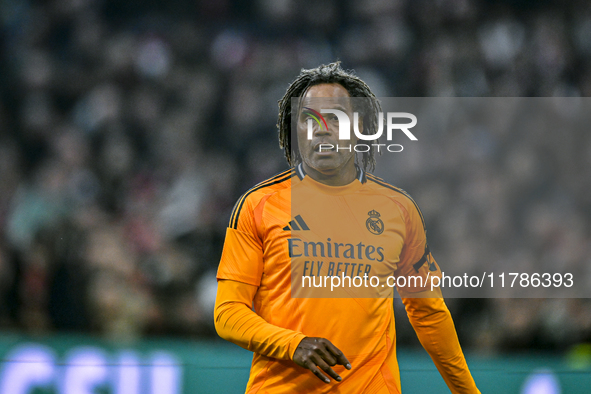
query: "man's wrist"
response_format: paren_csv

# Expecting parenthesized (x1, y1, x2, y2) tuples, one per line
(288, 334, 308, 360)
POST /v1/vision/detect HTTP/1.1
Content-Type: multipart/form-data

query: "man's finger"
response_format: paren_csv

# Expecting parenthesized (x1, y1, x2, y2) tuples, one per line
(314, 344, 337, 366)
(312, 354, 342, 382)
(305, 360, 330, 384)
(323, 340, 352, 369)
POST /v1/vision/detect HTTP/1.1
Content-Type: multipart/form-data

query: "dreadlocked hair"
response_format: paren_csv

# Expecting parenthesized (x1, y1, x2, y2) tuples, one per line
(277, 61, 382, 173)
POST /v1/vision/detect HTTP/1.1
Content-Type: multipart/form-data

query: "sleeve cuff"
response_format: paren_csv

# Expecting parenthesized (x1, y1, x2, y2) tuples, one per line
(288, 334, 307, 360)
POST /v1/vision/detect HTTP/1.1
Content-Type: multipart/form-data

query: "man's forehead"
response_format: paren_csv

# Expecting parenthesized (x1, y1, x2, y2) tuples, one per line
(301, 83, 352, 111)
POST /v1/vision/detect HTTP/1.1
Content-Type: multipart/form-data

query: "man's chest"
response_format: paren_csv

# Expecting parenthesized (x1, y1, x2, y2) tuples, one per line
(259, 191, 407, 296)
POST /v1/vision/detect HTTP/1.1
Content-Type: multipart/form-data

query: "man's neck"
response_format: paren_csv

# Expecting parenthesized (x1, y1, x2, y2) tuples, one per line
(301, 162, 358, 186)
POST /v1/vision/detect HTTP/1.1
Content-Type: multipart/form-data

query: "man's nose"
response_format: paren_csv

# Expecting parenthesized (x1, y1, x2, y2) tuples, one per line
(306, 118, 330, 139)
(310, 119, 332, 136)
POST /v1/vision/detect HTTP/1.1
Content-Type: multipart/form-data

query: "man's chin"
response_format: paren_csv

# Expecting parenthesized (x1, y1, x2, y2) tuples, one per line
(306, 160, 343, 175)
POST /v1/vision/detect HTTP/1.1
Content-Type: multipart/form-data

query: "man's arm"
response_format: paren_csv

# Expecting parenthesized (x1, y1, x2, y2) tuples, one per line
(399, 287, 480, 394)
(389, 190, 479, 393)
(214, 279, 306, 360)
(214, 279, 351, 383)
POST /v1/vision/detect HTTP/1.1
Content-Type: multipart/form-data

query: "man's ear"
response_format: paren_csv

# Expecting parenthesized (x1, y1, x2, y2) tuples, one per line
(354, 115, 363, 146)
(358, 115, 363, 133)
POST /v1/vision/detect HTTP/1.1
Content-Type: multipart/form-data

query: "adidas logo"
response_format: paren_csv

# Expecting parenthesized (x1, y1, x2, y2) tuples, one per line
(283, 215, 310, 231)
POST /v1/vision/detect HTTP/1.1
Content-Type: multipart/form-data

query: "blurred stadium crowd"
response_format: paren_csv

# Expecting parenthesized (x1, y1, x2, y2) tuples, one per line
(0, 0, 590, 355)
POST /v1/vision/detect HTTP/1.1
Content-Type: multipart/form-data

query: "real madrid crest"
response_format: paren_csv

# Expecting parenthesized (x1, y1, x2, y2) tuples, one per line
(366, 210, 384, 235)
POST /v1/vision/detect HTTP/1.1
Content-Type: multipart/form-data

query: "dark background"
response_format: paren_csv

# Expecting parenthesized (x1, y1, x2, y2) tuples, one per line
(0, 0, 589, 359)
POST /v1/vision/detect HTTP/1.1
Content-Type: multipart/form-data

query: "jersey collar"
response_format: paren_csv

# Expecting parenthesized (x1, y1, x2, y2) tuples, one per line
(295, 163, 367, 184)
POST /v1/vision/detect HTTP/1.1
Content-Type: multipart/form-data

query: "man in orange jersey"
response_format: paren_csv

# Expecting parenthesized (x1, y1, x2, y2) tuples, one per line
(214, 62, 480, 393)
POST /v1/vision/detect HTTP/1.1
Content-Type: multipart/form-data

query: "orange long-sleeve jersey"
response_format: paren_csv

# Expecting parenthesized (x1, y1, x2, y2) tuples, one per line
(215, 165, 480, 393)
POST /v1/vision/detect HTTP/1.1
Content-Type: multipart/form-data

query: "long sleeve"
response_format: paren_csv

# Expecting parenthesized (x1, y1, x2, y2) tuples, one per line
(401, 288, 480, 394)
(214, 279, 307, 360)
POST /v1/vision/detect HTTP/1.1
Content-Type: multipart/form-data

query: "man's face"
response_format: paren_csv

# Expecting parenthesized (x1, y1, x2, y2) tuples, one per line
(296, 83, 357, 176)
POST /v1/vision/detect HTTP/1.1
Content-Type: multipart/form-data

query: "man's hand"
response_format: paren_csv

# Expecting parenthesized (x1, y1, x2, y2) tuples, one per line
(292, 337, 351, 384)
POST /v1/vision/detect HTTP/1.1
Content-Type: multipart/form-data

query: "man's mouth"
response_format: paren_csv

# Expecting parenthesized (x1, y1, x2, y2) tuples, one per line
(314, 143, 336, 152)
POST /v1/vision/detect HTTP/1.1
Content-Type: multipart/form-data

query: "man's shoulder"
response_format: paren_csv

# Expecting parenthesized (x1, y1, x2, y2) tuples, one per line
(364, 173, 425, 225)
(227, 168, 294, 229)
(364, 173, 414, 203)
(244, 168, 295, 197)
